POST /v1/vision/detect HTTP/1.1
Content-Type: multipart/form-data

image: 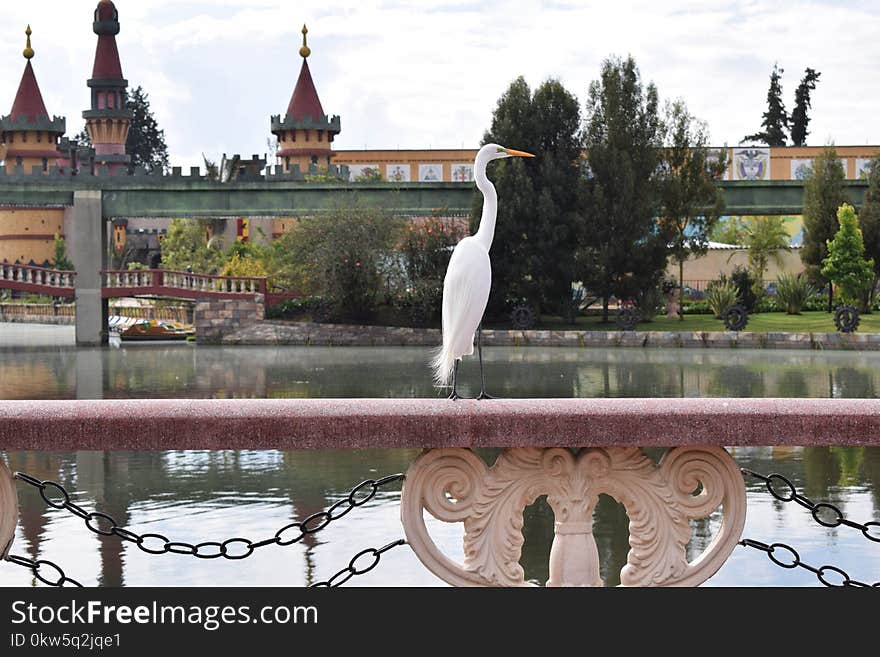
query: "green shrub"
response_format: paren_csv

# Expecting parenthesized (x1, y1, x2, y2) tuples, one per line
(730, 265, 759, 310)
(707, 282, 738, 318)
(775, 272, 816, 314)
(265, 295, 331, 321)
(268, 198, 403, 321)
(681, 300, 712, 315)
(753, 296, 780, 313)
(803, 294, 829, 311)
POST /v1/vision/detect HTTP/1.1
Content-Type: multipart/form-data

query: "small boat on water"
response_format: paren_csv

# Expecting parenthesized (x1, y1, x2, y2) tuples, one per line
(116, 319, 195, 341)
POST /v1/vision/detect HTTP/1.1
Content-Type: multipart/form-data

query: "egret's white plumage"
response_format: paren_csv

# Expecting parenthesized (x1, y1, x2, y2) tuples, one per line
(432, 144, 534, 391)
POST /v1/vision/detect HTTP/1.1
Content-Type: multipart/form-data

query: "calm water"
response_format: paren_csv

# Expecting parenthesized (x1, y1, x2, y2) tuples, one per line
(1, 324, 878, 587)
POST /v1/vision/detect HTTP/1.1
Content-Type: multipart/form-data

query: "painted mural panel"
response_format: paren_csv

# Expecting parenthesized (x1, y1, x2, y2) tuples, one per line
(790, 159, 814, 180)
(733, 148, 770, 180)
(451, 163, 474, 182)
(418, 164, 443, 182)
(856, 158, 874, 179)
(386, 164, 411, 182)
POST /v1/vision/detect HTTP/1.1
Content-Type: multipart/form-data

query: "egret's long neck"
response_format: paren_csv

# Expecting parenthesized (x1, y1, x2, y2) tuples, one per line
(474, 160, 497, 251)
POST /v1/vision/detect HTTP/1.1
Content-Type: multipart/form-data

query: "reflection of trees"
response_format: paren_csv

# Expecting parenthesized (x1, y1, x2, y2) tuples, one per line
(777, 370, 809, 398)
(802, 447, 842, 503)
(707, 365, 765, 397)
(831, 367, 875, 398)
(861, 448, 880, 517)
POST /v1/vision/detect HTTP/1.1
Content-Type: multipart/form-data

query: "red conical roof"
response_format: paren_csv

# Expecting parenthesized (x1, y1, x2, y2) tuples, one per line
(286, 59, 325, 122)
(92, 34, 123, 79)
(9, 60, 50, 122)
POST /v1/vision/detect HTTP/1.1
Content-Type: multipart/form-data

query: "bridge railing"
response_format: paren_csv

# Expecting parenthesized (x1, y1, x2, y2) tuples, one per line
(101, 269, 267, 299)
(0, 398, 877, 587)
(0, 263, 76, 298)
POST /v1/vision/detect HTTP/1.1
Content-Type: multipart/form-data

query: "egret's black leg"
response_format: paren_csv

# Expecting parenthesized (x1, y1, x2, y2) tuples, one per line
(476, 324, 495, 400)
(448, 359, 462, 400)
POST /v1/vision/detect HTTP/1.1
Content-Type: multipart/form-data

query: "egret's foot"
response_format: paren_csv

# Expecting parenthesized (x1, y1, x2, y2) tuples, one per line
(447, 391, 462, 401)
(476, 391, 495, 400)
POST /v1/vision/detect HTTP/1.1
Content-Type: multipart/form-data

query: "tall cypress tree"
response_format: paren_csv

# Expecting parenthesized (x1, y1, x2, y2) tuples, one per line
(742, 64, 788, 146)
(581, 55, 665, 321)
(802, 146, 849, 310)
(790, 68, 821, 147)
(478, 76, 583, 321)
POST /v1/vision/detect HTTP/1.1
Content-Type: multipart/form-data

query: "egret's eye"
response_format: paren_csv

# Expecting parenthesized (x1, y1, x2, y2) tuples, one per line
(496, 147, 505, 154)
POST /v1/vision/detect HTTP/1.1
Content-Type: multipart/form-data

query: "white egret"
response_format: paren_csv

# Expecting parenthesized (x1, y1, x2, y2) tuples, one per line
(431, 143, 535, 399)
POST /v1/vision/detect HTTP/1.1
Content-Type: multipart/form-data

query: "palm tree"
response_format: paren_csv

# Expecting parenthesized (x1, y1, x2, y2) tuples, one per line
(744, 216, 791, 294)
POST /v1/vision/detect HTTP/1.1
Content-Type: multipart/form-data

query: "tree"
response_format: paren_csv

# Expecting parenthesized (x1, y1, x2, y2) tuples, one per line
(821, 204, 874, 310)
(267, 197, 403, 320)
(76, 85, 169, 173)
(52, 234, 74, 271)
(742, 64, 788, 146)
(742, 216, 790, 293)
(478, 76, 583, 321)
(790, 68, 821, 146)
(580, 55, 665, 321)
(858, 157, 880, 302)
(658, 99, 727, 318)
(802, 146, 849, 310)
(160, 219, 225, 274)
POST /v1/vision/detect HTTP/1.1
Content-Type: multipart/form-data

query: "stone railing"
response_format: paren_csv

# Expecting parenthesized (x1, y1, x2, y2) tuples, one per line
(1, 398, 877, 587)
(101, 269, 267, 300)
(0, 263, 76, 298)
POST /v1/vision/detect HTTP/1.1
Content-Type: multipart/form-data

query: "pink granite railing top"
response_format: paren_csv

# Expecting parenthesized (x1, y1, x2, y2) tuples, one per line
(0, 398, 878, 450)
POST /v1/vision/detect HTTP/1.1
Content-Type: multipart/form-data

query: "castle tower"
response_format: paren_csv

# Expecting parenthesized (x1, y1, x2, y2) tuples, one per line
(83, 0, 131, 174)
(0, 26, 66, 175)
(270, 25, 340, 174)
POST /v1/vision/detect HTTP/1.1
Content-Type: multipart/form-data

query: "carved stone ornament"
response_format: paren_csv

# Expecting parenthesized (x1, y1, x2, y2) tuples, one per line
(401, 446, 746, 587)
(0, 459, 18, 559)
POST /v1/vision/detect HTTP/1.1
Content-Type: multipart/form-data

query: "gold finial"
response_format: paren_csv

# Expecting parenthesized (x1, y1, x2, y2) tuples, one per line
(299, 24, 311, 58)
(23, 25, 34, 60)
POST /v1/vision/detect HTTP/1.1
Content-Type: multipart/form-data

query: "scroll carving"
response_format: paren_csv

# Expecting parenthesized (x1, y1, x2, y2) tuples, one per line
(0, 459, 18, 559)
(401, 446, 745, 587)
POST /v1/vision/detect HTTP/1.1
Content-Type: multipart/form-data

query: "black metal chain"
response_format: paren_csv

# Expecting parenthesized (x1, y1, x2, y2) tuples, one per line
(13, 471, 405, 560)
(3, 554, 83, 587)
(738, 539, 880, 587)
(311, 539, 407, 587)
(741, 469, 880, 542)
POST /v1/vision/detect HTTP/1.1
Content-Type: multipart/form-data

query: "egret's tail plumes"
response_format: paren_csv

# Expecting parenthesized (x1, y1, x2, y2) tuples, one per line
(431, 343, 456, 387)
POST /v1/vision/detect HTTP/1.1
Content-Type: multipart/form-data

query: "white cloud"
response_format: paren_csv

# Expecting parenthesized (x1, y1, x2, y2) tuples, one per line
(1, 0, 878, 169)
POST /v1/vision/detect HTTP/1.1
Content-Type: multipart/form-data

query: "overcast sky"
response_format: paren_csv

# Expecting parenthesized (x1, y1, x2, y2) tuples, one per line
(1, 0, 879, 168)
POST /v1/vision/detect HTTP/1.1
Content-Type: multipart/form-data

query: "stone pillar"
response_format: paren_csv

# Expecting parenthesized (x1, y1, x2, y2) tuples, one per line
(67, 190, 108, 346)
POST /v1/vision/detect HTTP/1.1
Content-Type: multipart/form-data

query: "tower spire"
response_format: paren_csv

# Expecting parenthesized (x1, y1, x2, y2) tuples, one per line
(299, 24, 311, 58)
(270, 24, 340, 175)
(23, 25, 34, 60)
(84, 0, 130, 174)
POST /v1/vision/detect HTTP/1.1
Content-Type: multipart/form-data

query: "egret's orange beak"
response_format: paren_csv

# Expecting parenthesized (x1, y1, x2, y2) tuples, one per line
(504, 148, 535, 158)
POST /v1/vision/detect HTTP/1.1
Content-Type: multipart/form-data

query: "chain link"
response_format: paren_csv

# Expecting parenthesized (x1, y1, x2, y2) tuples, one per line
(3, 554, 83, 587)
(742, 469, 880, 542)
(311, 539, 407, 587)
(13, 471, 405, 561)
(738, 539, 880, 587)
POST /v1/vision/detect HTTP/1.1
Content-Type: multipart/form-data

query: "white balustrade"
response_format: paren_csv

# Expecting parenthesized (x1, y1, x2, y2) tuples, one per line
(402, 446, 746, 587)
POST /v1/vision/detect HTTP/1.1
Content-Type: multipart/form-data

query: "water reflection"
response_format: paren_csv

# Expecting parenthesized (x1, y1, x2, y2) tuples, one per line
(6, 338, 880, 399)
(2, 445, 878, 587)
(1, 325, 879, 587)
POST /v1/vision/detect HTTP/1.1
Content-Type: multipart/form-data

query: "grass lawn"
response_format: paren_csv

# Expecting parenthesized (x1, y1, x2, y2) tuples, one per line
(534, 311, 880, 333)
